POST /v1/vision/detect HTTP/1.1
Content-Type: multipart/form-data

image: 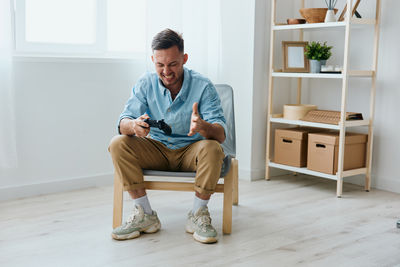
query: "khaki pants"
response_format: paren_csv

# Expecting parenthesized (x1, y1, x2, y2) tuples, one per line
(108, 135, 225, 195)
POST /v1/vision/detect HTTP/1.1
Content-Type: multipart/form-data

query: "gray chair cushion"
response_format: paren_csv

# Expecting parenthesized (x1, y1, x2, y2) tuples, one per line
(143, 155, 232, 178)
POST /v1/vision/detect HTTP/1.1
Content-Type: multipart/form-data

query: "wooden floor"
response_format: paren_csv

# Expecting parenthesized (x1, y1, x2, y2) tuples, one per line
(1, 174, 400, 267)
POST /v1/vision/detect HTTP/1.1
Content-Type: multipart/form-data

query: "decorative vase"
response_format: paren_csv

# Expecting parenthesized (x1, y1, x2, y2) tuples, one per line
(309, 60, 326, 73)
(324, 9, 336, 22)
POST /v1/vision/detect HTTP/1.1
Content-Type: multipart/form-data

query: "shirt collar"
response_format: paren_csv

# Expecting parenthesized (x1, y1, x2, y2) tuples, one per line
(157, 67, 190, 101)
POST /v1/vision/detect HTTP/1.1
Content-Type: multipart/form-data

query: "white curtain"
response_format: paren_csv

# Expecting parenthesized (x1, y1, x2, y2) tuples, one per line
(0, 0, 18, 168)
(145, 0, 222, 82)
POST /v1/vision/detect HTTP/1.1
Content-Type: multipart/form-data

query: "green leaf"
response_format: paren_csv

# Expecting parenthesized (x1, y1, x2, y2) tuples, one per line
(304, 41, 333, 61)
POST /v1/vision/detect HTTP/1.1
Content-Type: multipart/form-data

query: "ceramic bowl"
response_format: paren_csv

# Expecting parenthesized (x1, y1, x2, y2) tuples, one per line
(287, 18, 306, 24)
(299, 8, 338, 23)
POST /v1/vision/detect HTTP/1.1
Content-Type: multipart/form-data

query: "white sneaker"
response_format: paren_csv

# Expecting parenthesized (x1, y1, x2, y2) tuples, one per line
(186, 206, 218, 244)
(112, 204, 161, 240)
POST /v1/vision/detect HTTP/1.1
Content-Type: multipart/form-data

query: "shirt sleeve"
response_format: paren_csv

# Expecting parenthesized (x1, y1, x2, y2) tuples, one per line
(117, 77, 149, 134)
(198, 84, 227, 136)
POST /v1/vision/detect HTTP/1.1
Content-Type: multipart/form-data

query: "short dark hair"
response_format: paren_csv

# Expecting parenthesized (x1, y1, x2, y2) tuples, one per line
(151, 29, 184, 53)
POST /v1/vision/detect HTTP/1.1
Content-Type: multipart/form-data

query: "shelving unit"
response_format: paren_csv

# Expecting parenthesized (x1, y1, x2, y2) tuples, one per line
(265, 0, 381, 197)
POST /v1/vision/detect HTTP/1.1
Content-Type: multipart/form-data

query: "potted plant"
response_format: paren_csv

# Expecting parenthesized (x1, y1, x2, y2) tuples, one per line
(305, 41, 332, 73)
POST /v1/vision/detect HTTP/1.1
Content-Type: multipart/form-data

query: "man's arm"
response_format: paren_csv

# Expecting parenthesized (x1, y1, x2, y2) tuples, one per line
(119, 115, 150, 137)
(117, 76, 150, 135)
(187, 102, 226, 144)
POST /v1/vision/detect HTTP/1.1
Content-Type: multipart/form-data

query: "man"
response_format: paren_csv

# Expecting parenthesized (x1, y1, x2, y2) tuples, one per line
(108, 29, 226, 244)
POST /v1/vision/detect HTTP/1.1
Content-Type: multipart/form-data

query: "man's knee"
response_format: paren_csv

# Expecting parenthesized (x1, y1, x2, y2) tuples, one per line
(197, 140, 224, 158)
(108, 135, 132, 154)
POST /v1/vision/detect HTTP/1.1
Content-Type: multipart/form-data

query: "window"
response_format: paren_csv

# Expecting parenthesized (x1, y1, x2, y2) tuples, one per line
(14, 0, 146, 57)
(107, 0, 145, 53)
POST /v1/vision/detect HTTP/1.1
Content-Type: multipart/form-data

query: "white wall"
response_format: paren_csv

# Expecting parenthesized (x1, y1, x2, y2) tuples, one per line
(0, 0, 262, 200)
(217, 0, 289, 181)
(250, 0, 269, 180)
(0, 58, 145, 200)
(218, 0, 256, 180)
(371, 1, 400, 192)
(250, 0, 296, 180)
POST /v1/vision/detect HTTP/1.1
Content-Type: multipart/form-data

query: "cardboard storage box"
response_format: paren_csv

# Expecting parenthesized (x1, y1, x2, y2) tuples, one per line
(274, 127, 324, 167)
(307, 132, 367, 174)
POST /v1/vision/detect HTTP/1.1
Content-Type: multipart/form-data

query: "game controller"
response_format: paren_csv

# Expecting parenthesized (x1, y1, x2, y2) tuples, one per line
(142, 119, 172, 135)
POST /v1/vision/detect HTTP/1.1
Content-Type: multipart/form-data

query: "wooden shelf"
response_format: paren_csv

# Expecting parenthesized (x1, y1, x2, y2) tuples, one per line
(273, 18, 375, 31)
(345, 120, 370, 127)
(270, 116, 369, 129)
(268, 161, 367, 179)
(269, 161, 337, 180)
(350, 18, 376, 25)
(272, 72, 342, 78)
(342, 168, 368, 177)
(270, 117, 339, 129)
(348, 70, 374, 77)
(271, 70, 374, 79)
(273, 21, 345, 31)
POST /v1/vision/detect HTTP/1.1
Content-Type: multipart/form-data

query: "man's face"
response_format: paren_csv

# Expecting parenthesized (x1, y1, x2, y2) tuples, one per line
(152, 46, 188, 91)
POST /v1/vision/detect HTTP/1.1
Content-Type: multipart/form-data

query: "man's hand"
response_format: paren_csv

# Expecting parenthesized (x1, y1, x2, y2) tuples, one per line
(187, 102, 226, 143)
(120, 114, 150, 137)
(188, 102, 209, 137)
(132, 114, 151, 137)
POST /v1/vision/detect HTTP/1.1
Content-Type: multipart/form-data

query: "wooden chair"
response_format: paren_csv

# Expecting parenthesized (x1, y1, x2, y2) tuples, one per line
(112, 84, 238, 234)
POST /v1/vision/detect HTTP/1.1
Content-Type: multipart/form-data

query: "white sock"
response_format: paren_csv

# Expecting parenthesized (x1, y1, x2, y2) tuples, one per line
(193, 196, 209, 214)
(134, 195, 153, 215)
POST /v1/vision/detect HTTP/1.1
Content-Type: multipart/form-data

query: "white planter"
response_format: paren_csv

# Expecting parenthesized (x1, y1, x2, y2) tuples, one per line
(324, 9, 336, 22)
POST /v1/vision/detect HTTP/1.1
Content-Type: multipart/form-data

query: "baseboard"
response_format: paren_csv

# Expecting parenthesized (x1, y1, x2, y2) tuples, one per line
(239, 167, 290, 181)
(0, 173, 113, 202)
(372, 176, 400, 194)
(324, 174, 400, 194)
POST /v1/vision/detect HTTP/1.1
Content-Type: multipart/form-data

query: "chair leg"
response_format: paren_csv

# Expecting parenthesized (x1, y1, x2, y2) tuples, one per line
(112, 176, 124, 229)
(232, 158, 239, 205)
(223, 164, 233, 234)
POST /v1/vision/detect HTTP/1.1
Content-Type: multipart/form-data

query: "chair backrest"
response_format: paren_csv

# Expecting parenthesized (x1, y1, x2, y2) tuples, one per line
(215, 84, 236, 157)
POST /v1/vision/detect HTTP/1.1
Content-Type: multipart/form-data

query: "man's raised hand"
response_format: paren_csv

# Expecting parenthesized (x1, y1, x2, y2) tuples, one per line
(188, 102, 208, 137)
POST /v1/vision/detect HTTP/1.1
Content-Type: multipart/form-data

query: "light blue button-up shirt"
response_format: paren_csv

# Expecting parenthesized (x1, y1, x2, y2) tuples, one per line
(118, 67, 226, 149)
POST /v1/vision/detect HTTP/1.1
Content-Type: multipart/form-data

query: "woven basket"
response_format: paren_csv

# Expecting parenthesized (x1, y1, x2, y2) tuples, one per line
(299, 8, 338, 23)
(283, 104, 317, 120)
(301, 110, 363, 125)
